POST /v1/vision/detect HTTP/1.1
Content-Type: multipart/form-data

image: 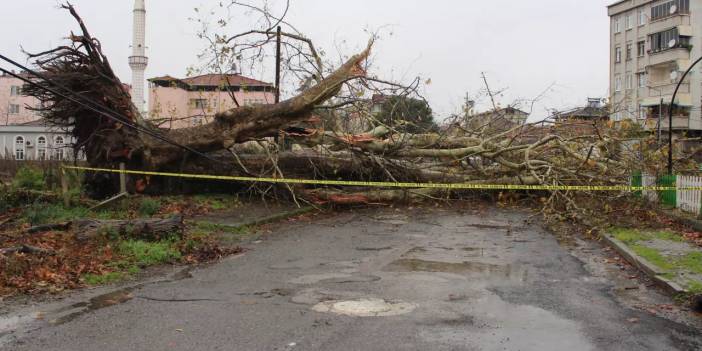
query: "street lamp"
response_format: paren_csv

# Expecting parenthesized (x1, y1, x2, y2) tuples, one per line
(668, 56, 702, 175)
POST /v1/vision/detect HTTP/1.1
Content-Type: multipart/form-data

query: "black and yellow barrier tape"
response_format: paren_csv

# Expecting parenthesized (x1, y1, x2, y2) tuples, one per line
(61, 166, 699, 192)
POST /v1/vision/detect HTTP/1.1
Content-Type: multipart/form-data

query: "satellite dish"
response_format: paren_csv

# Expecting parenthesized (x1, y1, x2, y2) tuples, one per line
(669, 39, 677, 48)
(671, 71, 679, 81)
(670, 5, 678, 14)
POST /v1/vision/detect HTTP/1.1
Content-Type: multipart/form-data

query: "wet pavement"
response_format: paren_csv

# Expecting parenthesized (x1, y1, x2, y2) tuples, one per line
(2, 206, 702, 350)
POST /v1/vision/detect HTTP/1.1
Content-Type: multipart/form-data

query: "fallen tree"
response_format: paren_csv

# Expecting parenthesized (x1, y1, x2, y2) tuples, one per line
(19, 3, 698, 221)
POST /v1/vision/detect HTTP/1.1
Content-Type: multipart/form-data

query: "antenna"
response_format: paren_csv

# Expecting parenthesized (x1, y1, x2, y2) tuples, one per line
(668, 39, 677, 48)
(670, 4, 678, 15)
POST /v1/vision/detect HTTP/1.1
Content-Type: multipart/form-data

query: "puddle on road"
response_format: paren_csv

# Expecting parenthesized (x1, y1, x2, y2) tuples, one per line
(312, 298, 417, 317)
(50, 289, 134, 325)
(384, 258, 525, 281)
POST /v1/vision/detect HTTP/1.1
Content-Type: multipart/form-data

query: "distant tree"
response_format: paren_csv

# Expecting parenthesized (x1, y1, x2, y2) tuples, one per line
(376, 96, 436, 133)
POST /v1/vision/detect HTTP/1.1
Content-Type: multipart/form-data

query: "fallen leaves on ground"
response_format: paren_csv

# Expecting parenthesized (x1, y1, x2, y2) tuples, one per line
(1, 227, 242, 298)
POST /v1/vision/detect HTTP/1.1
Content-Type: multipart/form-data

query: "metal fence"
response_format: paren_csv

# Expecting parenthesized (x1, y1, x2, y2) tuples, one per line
(634, 173, 702, 216)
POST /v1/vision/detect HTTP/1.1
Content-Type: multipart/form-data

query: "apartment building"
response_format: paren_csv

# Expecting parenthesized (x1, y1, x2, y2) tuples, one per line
(608, 0, 702, 136)
(148, 73, 275, 129)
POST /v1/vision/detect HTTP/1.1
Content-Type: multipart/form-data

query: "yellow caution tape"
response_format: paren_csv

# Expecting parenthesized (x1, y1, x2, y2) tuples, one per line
(61, 166, 700, 192)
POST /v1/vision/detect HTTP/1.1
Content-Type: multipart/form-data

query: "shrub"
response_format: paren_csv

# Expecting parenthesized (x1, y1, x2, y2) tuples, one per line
(138, 198, 162, 217)
(23, 203, 90, 225)
(12, 166, 45, 191)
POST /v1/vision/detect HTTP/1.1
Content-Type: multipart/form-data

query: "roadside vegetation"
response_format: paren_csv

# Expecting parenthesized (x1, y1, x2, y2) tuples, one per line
(0, 166, 245, 297)
(610, 227, 702, 294)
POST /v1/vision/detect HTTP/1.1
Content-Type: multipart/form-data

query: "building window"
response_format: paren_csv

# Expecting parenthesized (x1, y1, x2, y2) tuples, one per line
(9, 104, 20, 114)
(639, 9, 647, 26)
(614, 17, 621, 33)
(54, 136, 65, 161)
(650, 27, 689, 53)
(191, 99, 208, 109)
(37, 136, 47, 160)
(637, 41, 646, 57)
(626, 73, 633, 90)
(626, 14, 633, 30)
(10, 86, 21, 96)
(615, 76, 622, 92)
(192, 116, 204, 126)
(14, 136, 25, 161)
(615, 47, 622, 63)
(651, 0, 689, 21)
(626, 43, 633, 61)
(637, 72, 647, 88)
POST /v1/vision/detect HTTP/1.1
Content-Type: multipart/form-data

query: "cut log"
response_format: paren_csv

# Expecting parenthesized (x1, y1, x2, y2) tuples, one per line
(71, 215, 185, 241)
(0, 245, 55, 256)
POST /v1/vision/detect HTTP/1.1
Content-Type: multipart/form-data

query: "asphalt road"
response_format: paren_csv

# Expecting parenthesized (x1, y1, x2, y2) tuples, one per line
(2, 206, 702, 350)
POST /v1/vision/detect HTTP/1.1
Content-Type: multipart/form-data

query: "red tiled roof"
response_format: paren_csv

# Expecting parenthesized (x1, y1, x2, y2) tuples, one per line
(149, 73, 272, 87)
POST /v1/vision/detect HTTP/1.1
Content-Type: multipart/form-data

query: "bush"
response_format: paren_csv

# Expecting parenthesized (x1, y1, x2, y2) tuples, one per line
(23, 203, 90, 225)
(12, 166, 45, 191)
(138, 198, 162, 217)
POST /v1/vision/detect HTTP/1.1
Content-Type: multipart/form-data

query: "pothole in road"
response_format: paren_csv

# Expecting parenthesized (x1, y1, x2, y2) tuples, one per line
(312, 298, 417, 317)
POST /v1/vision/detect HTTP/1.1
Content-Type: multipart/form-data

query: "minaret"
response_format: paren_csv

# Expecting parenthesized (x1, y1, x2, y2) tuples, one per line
(129, 0, 148, 113)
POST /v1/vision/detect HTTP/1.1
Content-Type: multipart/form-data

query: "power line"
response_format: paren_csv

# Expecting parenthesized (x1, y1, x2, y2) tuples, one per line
(0, 54, 222, 165)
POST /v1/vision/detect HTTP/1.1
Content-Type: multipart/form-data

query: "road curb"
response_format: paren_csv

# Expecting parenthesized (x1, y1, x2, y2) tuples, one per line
(601, 233, 687, 295)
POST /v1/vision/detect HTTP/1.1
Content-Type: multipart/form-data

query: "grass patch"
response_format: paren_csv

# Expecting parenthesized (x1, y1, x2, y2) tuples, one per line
(654, 231, 685, 242)
(117, 240, 181, 267)
(631, 245, 677, 271)
(677, 252, 702, 274)
(83, 272, 125, 286)
(688, 281, 702, 295)
(611, 227, 651, 244)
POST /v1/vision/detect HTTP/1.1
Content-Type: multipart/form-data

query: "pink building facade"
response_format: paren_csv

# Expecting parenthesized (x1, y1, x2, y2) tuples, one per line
(0, 72, 39, 126)
(148, 73, 275, 129)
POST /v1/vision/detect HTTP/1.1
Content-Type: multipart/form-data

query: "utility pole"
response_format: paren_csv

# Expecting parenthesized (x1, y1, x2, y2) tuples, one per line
(274, 26, 284, 148)
(275, 26, 282, 104)
(658, 98, 663, 144)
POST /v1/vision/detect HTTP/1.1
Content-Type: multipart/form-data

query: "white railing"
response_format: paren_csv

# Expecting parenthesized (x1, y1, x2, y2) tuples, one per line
(677, 175, 702, 215)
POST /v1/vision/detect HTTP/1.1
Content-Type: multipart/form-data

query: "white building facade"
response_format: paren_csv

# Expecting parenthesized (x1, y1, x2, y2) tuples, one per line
(0, 73, 75, 161)
(608, 0, 702, 136)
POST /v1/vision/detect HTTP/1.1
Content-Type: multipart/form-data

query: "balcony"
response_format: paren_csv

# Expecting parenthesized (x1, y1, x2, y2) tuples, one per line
(646, 82, 690, 97)
(647, 47, 691, 68)
(648, 15, 690, 34)
(643, 116, 690, 131)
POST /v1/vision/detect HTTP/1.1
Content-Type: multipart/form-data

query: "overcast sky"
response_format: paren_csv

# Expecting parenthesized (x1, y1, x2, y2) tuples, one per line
(0, 0, 613, 121)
